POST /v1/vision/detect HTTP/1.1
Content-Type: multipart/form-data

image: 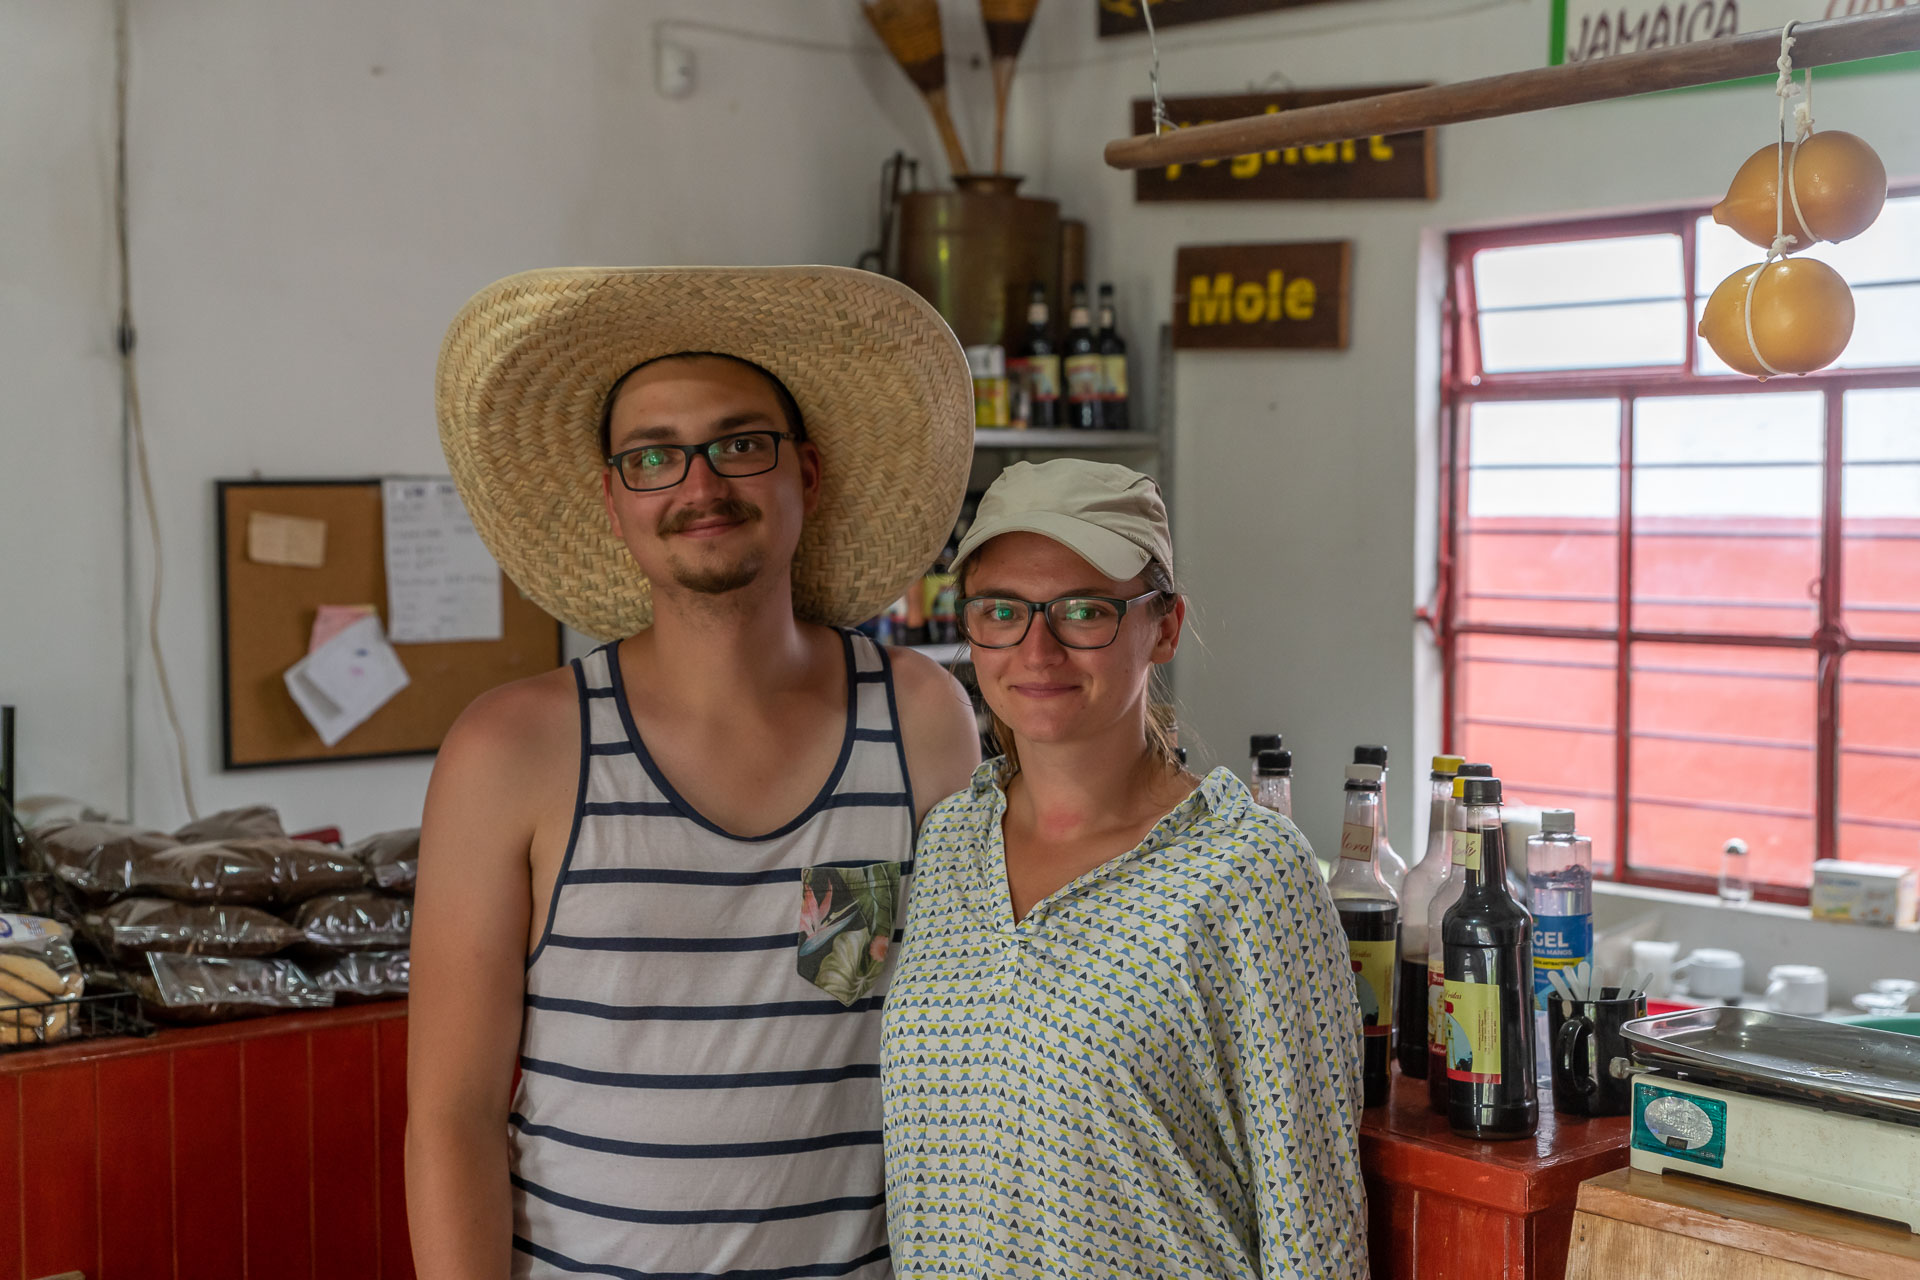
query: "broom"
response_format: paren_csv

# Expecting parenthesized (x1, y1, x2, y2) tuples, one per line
(861, 0, 972, 178)
(981, 0, 1041, 174)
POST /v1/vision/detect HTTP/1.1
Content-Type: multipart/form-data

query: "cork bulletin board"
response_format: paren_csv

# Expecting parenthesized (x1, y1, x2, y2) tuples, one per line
(217, 479, 562, 769)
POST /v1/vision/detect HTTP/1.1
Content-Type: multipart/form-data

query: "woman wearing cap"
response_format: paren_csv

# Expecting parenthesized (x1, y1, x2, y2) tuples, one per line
(880, 458, 1366, 1279)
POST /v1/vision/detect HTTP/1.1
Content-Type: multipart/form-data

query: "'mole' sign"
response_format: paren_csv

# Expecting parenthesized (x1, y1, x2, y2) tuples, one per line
(1172, 242, 1351, 350)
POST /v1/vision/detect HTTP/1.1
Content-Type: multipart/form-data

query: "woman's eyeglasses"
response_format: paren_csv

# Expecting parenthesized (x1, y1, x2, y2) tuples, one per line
(957, 590, 1162, 650)
(606, 430, 796, 493)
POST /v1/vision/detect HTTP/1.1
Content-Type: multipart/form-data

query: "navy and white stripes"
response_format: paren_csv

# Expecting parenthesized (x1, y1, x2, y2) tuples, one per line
(510, 632, 911, 1280)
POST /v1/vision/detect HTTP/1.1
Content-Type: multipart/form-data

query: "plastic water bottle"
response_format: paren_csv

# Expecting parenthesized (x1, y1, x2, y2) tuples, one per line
(1527, 810, 1592, 1083)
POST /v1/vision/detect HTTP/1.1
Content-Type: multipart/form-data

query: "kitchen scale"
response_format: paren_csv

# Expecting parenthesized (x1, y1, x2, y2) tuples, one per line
(1622, 1007, 1920, 1232)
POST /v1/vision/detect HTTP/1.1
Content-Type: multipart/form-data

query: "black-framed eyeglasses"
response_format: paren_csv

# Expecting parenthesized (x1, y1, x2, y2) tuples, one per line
(957, 590, 1163, 650)
(606, 430, 797, 493)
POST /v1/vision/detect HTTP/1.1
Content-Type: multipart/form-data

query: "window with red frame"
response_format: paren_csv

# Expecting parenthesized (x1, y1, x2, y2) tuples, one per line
(1435, 192, 1920, 903)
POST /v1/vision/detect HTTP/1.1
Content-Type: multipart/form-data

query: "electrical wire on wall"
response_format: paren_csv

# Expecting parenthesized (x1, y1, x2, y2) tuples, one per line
(114, 0, 199, 822)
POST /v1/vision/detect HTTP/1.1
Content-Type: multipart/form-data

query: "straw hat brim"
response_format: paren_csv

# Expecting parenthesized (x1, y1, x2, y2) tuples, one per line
(436, 266, 974, 641)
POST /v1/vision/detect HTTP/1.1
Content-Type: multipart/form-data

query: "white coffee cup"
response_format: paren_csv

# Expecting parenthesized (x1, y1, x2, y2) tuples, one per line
(1631, 939, 1680, 997)
(1765, 964, 1829, 1015)
(1678, 947, 1746, 1000)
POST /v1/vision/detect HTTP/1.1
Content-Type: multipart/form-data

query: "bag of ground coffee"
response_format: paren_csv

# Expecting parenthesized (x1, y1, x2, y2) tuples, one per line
(309, 949, 409, 1002)
(130, 953, 331, 1024)
(289, 891, 412, 951)
(131, 838, 364, 907)
(80, 898, 303, 965)
(349, 828, 420, 893)
(172, 805, 287, 844)
(29, 822, 178, 902)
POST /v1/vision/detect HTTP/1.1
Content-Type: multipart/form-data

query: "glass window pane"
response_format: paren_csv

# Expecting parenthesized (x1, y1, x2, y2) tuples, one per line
(1476, 234, 1685, 374)
(1632, 394, 1822, 636)
(1839, 652, 1920, 874)
(1479, 235, 1684, 309)
(1481, 301, 1686, 374)
(1464, 401, 1618, 629)
(1627, 643, 1816, 888)
(1843, 389, 1920, 643)
(1457, 633, 1618, 875)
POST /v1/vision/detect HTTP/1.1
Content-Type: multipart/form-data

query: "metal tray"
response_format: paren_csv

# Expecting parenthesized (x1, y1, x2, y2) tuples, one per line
(1623, 1006, 1920, 1126)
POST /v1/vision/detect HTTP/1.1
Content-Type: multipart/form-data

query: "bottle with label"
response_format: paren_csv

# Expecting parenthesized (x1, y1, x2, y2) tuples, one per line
(1063, 284, 1105, 431)
(1427, 762, 1493, 1112)
(1528, 809, 1592, 1079)
(1249, 733, 1283, 772)
(1252, 749, 1293, 819)
(1395, 755, 1465, 1079)
(1330, 762, 1399, 1108)
(1442, 776, 1538, 1140)
(1352, 746, 1409, 892)
(1007, 282, 1060, 430)
(1096, 283, 1129, 432)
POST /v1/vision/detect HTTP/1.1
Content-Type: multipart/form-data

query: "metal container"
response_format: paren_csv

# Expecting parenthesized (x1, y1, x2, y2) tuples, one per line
(896, 174, 1061, 349)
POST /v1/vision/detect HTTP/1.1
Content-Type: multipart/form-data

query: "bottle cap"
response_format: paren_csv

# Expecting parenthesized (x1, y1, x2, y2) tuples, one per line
(1345, 763, 1384, 786)
(1457, 762, 1494, 778)
(1431, 754, 1465, 776)
(1250, 733, 1284, 756)
(1461, 777, 1503, 806)
(1353, 745, 1389, 767)
(1255, 749, 1292, 774)
(1541, 808, 1576, 833)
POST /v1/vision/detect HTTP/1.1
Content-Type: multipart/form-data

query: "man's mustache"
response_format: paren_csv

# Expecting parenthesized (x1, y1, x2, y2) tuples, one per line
(657, 498, 762, 537)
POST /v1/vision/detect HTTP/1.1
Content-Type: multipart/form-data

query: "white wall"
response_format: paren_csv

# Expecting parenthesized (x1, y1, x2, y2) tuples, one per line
(1013, 0, 1920, 858)
(0, 0, 1009, 838)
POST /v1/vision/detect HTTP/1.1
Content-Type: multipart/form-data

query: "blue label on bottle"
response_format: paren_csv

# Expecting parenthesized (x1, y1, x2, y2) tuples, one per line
(1531, 912, 1593, 1011)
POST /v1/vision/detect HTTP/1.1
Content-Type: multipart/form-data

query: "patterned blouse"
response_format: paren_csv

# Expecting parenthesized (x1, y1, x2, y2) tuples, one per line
(881, 759, 1367, 1279)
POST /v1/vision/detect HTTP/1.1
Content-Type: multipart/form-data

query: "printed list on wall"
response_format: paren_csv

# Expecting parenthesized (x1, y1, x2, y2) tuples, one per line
(381, 477, 503, 644)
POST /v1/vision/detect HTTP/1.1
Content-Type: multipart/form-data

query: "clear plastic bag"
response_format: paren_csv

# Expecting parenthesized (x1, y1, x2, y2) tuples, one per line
(309, 950, 409, 1002)
(30, 821, 179, 901)
(131, 953, 332, 1024)
(173, 804, 287, 844)
(349, 828, 420, 893)
(80, 898, 303, 965)
(290, 892, 412, 951)
(132, 838, 366, 907)
(0, 914, 86, 1048)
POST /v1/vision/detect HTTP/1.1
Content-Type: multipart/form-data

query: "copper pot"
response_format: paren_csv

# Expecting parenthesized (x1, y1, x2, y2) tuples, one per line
(896, 174, 1062, 349)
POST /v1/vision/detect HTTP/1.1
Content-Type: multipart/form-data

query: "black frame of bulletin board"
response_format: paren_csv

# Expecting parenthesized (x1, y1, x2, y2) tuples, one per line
(216, 477, 564, 770)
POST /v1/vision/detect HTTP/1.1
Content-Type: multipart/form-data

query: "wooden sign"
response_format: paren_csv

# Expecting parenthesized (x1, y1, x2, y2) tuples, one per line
(1098, 0, 1362, 38)
(1553, 0, 1920, 72)
(1172, 242, 1351, 350)
(1131, 89, 1436, 201)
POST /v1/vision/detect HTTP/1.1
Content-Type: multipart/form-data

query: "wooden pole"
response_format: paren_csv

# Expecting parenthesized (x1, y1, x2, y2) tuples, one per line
(1104, 9, 1920, 171)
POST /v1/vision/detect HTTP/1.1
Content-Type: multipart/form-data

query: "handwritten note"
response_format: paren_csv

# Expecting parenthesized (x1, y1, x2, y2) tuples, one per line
(283, 614, 410, 747)
(381, 478, 502, 643)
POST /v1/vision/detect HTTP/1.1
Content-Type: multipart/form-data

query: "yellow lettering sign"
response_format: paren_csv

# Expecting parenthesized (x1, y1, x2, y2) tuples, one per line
(1369, 134, 1394, 160)
(1189, 273, 1235, 326)
(1187, 270, 1321, 326)
(1284, 277, 1317, 321)
(1233, 281, 1267, 323)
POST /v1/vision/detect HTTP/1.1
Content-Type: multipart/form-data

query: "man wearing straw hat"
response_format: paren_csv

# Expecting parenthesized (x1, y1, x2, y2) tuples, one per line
(409, 267, 983, 1279)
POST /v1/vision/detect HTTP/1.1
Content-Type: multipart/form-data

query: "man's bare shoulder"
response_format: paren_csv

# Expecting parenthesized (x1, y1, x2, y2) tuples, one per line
(886, 646, 970, 715)
(885, 646, 981, 819)
(434, 663, 579, 779)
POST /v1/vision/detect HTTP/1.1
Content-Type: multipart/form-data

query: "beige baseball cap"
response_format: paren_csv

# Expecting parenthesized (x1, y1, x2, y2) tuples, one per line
(950, 459, 1172, 584)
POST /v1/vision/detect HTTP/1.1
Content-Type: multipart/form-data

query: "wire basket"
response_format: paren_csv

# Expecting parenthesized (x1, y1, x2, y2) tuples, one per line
(0, 870, 155, 1052)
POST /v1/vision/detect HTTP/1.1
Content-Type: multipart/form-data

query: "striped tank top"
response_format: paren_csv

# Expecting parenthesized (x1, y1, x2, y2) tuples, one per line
(511, 630, 913, 1280)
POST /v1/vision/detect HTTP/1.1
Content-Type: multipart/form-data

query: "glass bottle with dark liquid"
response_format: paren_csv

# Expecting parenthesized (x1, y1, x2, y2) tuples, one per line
(1428, 763, 1493, 1112)
(1395, 755, 1463, 1078)
(1330, 762, 1399, 1108)
(1441, 776, 1538, 1140)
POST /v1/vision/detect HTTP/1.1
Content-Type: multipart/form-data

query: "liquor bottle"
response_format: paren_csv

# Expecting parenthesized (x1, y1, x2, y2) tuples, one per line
(1096, 283, 1129, 432)
(1330, 762, 1399, 1109)
(1352, 746, 1409, 892)
(1427, 762, 1493, 1112)
(1442, 776, 1539, 1140)
(1528, 809, 1592, 1081)
(1063, 285, 1105, 431)
(1007, 282, 1061, 429)
(1252, 749, 1293, 819)
(1248, 733, 1282, 781)
(1394, 755, 1464, 1078)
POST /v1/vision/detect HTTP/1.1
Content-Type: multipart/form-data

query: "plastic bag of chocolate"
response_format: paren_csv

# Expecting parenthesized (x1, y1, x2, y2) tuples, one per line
(309, 949, 409, 1003)
(79, 898, 303, 966)
(28, 821, 179, 902)
(129, 952, 332, 1024)
(348, 827, 420, 893)
(0, 914, 86, 1048)
(172, 804, 286, 844)
(131, 838, 365, 907)
(289, 891, 412, 951)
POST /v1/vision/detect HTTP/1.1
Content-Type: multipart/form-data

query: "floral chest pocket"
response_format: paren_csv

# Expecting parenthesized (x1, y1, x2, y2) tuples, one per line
(797, 861, 903, 1007)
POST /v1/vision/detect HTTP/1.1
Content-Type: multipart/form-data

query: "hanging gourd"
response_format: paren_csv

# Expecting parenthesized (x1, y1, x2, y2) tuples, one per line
(1713, 132, 1888, 249)
(1698, 25, 1882, 380)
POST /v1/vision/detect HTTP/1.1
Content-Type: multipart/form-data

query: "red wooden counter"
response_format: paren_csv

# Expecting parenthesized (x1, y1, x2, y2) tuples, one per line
(1361, 1066, 1630, 1280)
(0, 1001, 412, 1280)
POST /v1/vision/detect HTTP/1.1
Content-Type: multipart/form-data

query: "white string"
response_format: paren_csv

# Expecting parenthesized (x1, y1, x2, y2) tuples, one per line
(1741, 22, 1817, 380)
(1139, 0, 1170, 136)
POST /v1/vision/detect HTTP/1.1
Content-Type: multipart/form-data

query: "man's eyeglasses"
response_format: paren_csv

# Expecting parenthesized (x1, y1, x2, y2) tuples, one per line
(606, 430, 797, 493)
(957, 590, 1163, 650)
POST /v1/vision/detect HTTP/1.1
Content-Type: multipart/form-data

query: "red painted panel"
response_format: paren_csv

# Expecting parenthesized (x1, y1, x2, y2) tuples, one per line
(172, 1041, 245, 1280)
(1411, 1196, 1515, 1280)
(0, 1073, 21, 1280)
(310, 1023, 378, 1280)
(1364, 1172, 1413, 1280)
(241, 1033, 313, 1280)
(376, 1015, 415, 1280)
(97, 1053, 173, 1279)
(21, 1063, 98, 1280)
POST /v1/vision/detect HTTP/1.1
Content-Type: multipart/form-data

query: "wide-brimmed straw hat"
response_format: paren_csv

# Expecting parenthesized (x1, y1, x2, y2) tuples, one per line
(436, 266, 974, 640)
